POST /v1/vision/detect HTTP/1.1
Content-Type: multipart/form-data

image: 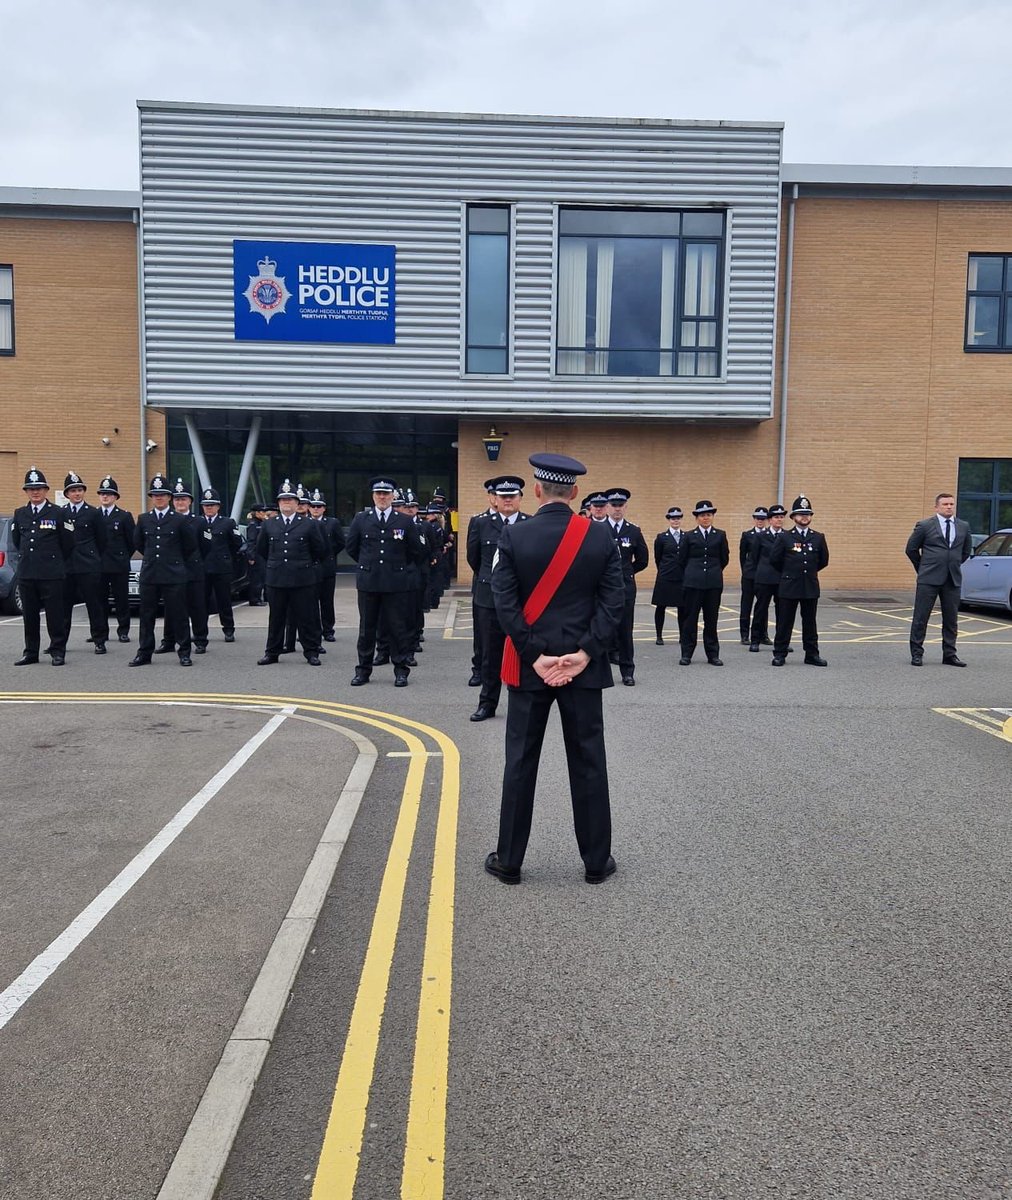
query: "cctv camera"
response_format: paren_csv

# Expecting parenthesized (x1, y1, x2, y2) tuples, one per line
(101, 437, 112, 446)
(145, 439, 158, 453)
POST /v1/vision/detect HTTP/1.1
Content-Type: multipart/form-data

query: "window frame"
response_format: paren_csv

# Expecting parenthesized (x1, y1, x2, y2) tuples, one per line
(462, 204, 512, 377)
(964, 253, 1012, 353)
(0, 265, 14, 357)
(957, 457, 1012, 534)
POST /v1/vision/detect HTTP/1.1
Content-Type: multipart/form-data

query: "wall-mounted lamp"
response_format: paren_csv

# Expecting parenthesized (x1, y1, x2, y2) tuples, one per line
(482, 425, 507, 462)
(145, 439, 158, 454)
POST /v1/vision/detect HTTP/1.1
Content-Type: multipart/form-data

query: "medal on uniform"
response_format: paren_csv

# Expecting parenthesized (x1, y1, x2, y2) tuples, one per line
(392, 527, 404, 540)
(621, 537, 631, 548)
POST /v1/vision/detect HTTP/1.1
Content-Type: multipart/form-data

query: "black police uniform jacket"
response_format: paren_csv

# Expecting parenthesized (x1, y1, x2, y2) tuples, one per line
(11, 500, 74, 579)
(491, 502, 625, 691)
(607, 518, 649, 599)
(747, 527, 785, 587)
(468, 511, 529, 608)
(769, 526, 829, 599)
(256, 515, 326, 588)
(651, 528, 685, 607)
(676, 526, 730, 589)
(98, 505, 136, 573)
(134, 509, 198, 585)
(739, 528, 764, 580)
(180, 512, 206, 582)
(64, 501, 107, 575)
(199, 514, 243, 575)
(314, 516, 346, 578)
(345, 509, 425, 592)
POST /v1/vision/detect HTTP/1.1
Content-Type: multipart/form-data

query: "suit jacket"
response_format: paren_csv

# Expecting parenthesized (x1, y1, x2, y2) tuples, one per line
(905, 516, 972, 587)
(770, 526, 829, 599)
(748, 527, 785, 587)
(199, 514, 243, 575)
(606, 519, 649, 598)
(64, 502, 107, 575)
(469, 511, 529, 608)
(134, 509, 198, 586)
(491, 502, 624, 691)
(345, 508, 425, 592)
(11, 500, 74, 580)
(677, 526, 730, 590)
(256, 514, 326, 588)
(739, 528, 764, 579)
(98, 505, 136, 573)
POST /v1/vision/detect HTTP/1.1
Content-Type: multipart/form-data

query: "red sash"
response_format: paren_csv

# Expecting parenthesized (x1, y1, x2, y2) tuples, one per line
(500, 514, 591, 687)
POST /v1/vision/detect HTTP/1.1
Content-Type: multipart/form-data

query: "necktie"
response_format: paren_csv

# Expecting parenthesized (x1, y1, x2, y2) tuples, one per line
(701, 528, 707, 539)
(380, 511, 387, 525)
(945, 518, 952, 545)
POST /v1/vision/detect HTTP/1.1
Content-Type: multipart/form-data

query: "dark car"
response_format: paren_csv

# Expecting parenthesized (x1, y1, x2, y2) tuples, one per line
(0, 516, 22, 615)
(127, 524, 250, 610)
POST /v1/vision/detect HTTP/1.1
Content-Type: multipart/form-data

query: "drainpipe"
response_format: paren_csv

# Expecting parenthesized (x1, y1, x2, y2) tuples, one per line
(776, 183, 799, 505)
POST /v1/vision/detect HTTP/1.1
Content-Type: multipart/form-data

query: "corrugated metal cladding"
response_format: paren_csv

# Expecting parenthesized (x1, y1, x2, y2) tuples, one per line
(138, 102, 782, 420)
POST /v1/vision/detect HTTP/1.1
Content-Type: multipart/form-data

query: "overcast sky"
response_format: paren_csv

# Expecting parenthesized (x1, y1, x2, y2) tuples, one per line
(4, 0, 1012, 191)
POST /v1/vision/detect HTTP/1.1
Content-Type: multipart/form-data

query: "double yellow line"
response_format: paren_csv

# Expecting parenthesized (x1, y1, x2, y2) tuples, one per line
(0, 691, 460, 1200)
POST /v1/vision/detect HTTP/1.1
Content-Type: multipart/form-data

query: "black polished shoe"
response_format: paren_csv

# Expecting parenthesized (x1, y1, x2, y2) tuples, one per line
(740, 637, 750, 646)
(323, 633, 336, 642)
(193, 644, 207, 654)
(760, 638, 774, 646)
(484, 852, 521, 884)
(118, 633, 131, 643)
(749, 643, 761, 652)
(51, 654, 66, 666)
(94, 642, 107, 655)
(129, 655, 151, 667)
(394, 670, 409, 687)
(257, 655, 279, 665)
(154, 643, 173, 654)
(707, 657, 724, 667)
(373, 653, 390, 666)
(350, 670, 370, 686)
(943, 655, 967, 667)
(655, 637, 664, 645)
(679, 656, 691, 665)
(621, 675, 635, 686)
(910, 655, 923, 666)
(223, 631, 235, 643)
(404, 656, 417, 667)
(771, 656, 786, 666)
(319, 646, 326, 653)
(804, 655, 828, 666)
(306, 654, 321, 666)
(178, 655, 192, 666)
(585, 856, 617, 884)
(468, 670, 482, 687)
(470, 705, 496, 722)
(14, 655, 39, 666)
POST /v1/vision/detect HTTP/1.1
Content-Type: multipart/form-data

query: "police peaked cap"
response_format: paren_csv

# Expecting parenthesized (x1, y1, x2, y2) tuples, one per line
(529, 452, 587, 486)
(172, 478, 193, 500)
(491, 475, 525, 495)
(200, 487, 222, 505)
(275, 479, 299, 500)
(790, 495, 814, 517)
(370, 476, 397, 493)
(23, 466, 49, 489)
(147, 474, 172, 496)
(64, 471, 86, 491)
(483, 478, 497, 493)
(768, 504, 787, 518)
(666, 506, 683, 519)
(605, 487, 631, 503)
(752, 506, 770, 520)
(586, 491, 609, 506)
(692, 500, 717, 515)
(97, 476, 120, 497)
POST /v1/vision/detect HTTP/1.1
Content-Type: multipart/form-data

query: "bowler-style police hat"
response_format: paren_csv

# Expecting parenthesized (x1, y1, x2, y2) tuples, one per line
(790, 495, 814, 517)
(200, 487, 222, 505)
(752, 506, 770, 520)
(308, 488, 326, 505)
(147, 474, 172, 496)
(97, 476, 120, 497)
(172, 478, 193, 500)
(768, 504, 787, 518)
(276, 478, 299, 500)
(692, 500, 717, 516)
(666, 506, 684, 519)
(64, 471, 86, 491)
(23, 466, 49, 490)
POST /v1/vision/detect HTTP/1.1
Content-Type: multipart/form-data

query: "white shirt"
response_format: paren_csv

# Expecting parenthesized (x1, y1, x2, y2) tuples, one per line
(936, 513, 954, 542)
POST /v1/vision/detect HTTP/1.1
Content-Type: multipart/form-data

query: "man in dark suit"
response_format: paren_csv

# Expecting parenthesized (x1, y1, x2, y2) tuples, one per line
(345, 476, 426, 686)
(256, 481, 326, 666)
(746, 503, 787, 651)
(739, 505, 769, 644)
(96, 476, 135, 644)
(769, 495, 830, 666)
(905, 492, 973, 667)
(677, 500, 730, 665)
(131, 474, 197, 667)
(603, 487, 649, 685)
(486, 452, 625, 886)
(12, 466, 74, 666)
(61, 471, 108, 653)
(198, 487, 243, 643)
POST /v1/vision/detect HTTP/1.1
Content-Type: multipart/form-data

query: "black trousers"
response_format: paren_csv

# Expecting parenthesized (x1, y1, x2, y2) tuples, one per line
(910, 581, 960, 658)
(740, 576, 758, 640)
(317, 573, 336, 637)
(64, 571, 106, 644)
(471, 593, 482, 669)
(266, 585, 321, 658)
(204, 572, 235, 633)
(614, 591, 636, 675)
(165, 578, 207, 647)
(247, 557, 265, 603)
(20, 577, 67, 657)
(356, 590, 411, 671)
(497, 686, 611, 873)
(101, 571, 131, 638)
(774, 596, 820, 657)
(654, 604, 682, 640)
(138, 582, 189, 658)
(680, 587, 723, 660)
(474, 602, 506, 710)
(749, 584, 778, 644)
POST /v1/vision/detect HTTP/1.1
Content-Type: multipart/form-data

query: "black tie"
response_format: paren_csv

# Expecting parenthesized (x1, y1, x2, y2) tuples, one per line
(380, 511, 387, 525)
(945, 518, 952, 545)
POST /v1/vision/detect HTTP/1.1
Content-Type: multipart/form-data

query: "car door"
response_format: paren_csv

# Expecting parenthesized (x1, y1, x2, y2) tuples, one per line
(962, 534, 1010, 603)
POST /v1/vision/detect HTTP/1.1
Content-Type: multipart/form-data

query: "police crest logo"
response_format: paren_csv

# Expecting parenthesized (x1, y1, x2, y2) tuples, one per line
(243, 255, 291, 324)
(28, 468, 41, 484)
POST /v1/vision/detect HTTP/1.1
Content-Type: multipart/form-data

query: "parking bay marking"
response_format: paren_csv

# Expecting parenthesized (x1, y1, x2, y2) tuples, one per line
(934, 707, 1012, 743)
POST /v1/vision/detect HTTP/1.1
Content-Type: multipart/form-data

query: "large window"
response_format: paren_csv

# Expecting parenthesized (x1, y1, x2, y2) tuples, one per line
(957, 458, 1012, 532)
(556, 208, 724, 377)
(465, 206, 510, 374)
(0, 266, 13, 355)
(964, 255, 1012, 350)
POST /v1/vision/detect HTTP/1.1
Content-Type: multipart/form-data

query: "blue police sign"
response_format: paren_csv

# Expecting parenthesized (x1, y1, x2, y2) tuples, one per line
(234, 239, 396, 344)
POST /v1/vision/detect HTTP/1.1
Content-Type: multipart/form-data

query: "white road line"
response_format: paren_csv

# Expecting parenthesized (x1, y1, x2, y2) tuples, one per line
(0, 705, 295, 1032)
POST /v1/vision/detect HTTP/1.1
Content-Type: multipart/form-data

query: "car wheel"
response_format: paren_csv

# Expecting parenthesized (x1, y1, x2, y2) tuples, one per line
(3, 581, 23, 616)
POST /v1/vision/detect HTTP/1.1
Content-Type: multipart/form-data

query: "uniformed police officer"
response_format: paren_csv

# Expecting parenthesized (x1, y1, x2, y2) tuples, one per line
(61, 471, 109, 653)
(769, 495, 829, 666)
(469, 475, 528, 721)
(424, 503, 447, 614)
(95, 476, 135, 644)
(676, 500, 730, 665)
(244, 503, 268, 605)
(199, 487, 243, 642)
(603, 487, 649, 685)
(12, 466, 74, 666)
(586, 491, 610, 522)
(345, 475, 426, 686)
(651, 506, 685, 645)
(465, 480, 498, 686)
(161, 479, 209, 655)
(746, 503, 787, 651)
(307, 487, 345, 643)
(739, 506, 769, 644)
(256, 480, 326, 666)
(131, 474, 197, 666)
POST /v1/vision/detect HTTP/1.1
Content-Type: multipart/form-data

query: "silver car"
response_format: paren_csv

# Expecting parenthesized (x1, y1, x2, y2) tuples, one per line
(960, 528, 1012, 613)
(0, 516, 22, 615)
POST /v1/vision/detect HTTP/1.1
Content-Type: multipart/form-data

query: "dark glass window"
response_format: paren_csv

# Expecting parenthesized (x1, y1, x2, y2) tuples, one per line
(957, 458, 1012, 533)
(465, 206, 510, 374)
(556, 207, 724, 377)
(0, 266, 13, 355)
(965, 255, 1012, 350)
